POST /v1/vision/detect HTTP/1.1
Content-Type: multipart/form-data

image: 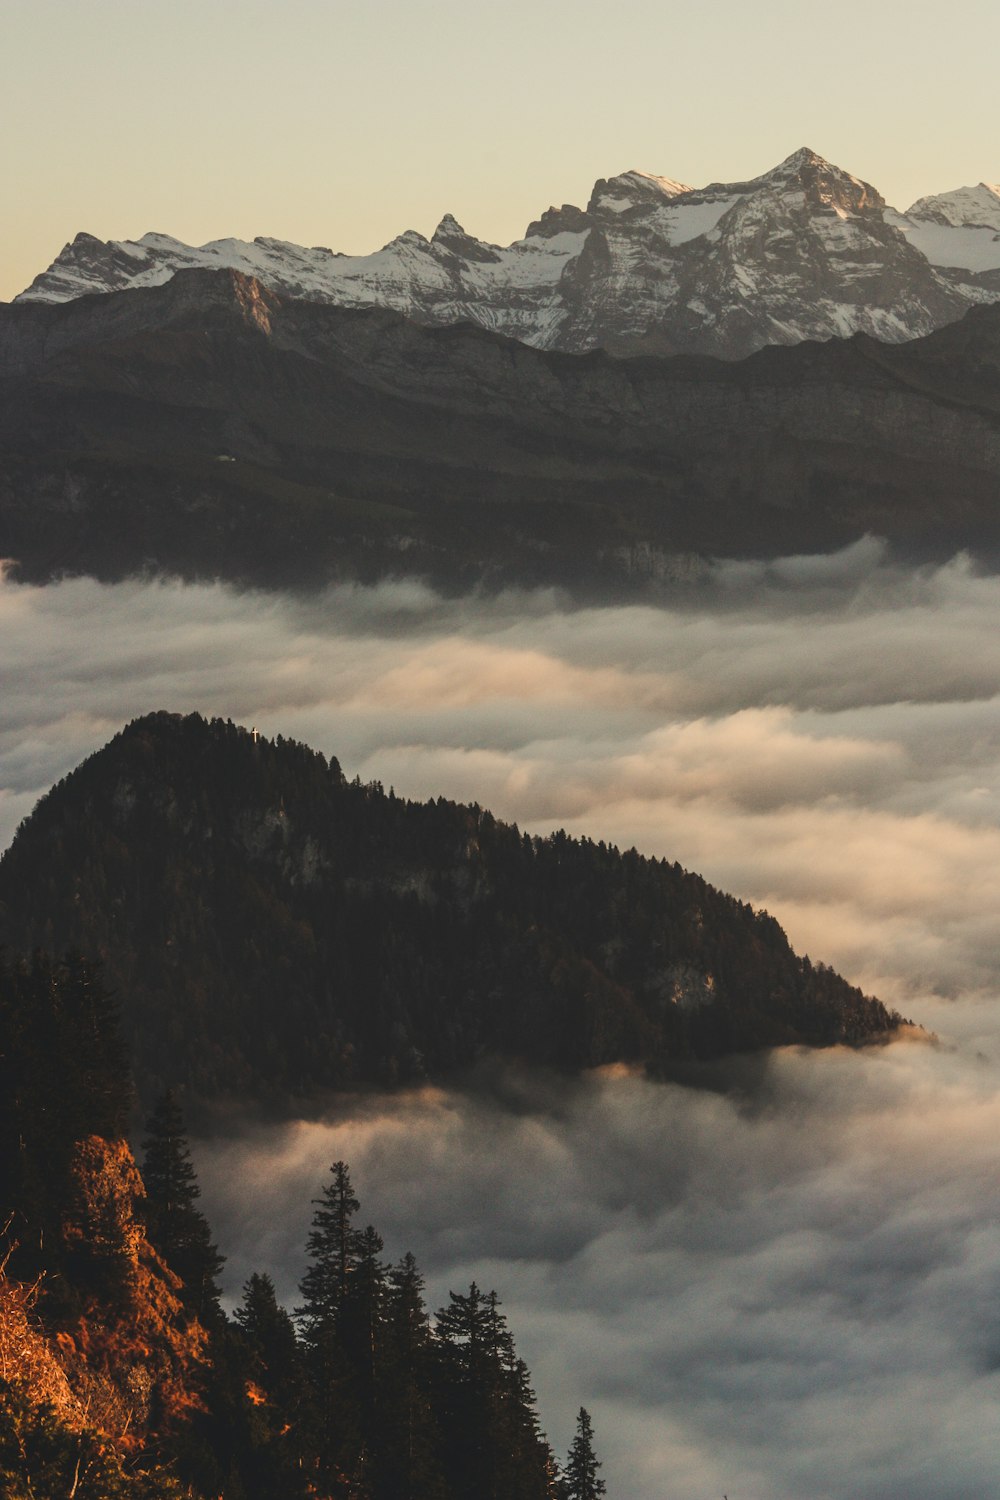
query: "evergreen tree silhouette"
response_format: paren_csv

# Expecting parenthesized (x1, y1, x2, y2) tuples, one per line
(140, 1089, 224, 1320)
(564, 1407, 605, 1500)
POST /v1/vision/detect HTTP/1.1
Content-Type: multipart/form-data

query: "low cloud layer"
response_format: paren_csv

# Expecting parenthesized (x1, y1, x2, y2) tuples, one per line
(194, 1024, 1000, 1499)
(4, 542, 1000, 1495)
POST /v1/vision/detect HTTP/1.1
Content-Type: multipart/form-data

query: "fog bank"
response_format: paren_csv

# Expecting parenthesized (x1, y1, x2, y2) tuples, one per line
(195, 1012, 1000, 1498)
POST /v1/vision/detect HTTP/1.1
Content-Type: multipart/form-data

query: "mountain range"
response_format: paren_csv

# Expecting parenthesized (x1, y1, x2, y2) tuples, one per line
(15, 148, 1000, 362)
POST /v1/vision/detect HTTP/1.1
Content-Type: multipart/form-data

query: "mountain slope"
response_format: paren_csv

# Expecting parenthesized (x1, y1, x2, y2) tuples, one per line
(3, 267, 1000, 591)
(15, 149, 998, 360)
(0, 713, 902, 1111)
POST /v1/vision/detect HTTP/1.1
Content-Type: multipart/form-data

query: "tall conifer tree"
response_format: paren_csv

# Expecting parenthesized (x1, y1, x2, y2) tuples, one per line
(296, 1159, 363, 1349)
(564, 1408, 605, 1500)
(435, 1283, 554, 1500)
(378, 1253, 445, 1500)
(295, 1160, 368, 1489)
(235, 1271, 302, 1397)
(141, 1090, 224, 1319)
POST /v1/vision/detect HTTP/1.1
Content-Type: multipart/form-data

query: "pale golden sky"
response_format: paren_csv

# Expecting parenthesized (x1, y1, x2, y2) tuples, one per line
(3, 0, 998, 302)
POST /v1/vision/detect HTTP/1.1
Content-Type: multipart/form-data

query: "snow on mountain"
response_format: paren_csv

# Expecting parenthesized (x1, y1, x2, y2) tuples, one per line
(18, 222, 588, 348)
(14, 149, 999, 360)
(545, 147, 969, 356)
(887, 216, 1000, 275)
(884, 183, 1000, 278)
(587, 168, 692, 217)
(906, 182, 1000, 230)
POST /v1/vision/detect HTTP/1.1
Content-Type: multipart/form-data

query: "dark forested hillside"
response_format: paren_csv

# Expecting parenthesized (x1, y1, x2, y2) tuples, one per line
(0, 713, 901, 1111)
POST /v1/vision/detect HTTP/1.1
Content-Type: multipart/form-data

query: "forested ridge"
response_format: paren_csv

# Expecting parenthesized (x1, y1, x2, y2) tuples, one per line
(5, 271, 1000, 599)
(0, 711, 902, 1110)
(0, 952, 602, 1498)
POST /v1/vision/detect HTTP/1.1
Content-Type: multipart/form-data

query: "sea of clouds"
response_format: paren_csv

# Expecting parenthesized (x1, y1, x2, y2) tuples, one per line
(4, 538, 1000, 1496)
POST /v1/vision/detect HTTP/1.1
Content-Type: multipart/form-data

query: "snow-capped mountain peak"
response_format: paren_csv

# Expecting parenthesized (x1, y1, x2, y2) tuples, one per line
(887, 182, 1000, 277)
(754, 146, 883, 216)
(588, 168, 692, 217)
(385, 229, 430, 248)
(629, 168, 692, 195)
(430, 213, 503, 265)
(433, 213, 467, 238)
(906, 181, 1000, 231)
(769, 145, 845, 175)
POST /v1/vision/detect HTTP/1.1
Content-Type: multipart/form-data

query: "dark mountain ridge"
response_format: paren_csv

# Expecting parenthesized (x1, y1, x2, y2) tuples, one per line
(3, 268, 1000, 594)
(0, 712, 902, 1113)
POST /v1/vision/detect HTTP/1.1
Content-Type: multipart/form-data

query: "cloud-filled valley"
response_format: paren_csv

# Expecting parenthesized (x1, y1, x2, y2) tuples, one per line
(4, 539, 1000, 1496)
(192, 1024, 1000, 1499)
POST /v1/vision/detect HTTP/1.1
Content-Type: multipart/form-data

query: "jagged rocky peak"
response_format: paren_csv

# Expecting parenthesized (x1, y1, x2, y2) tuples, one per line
(19, 229, 159, 302)
(67, 229, 106, 251)
(906, 181, 1000, 230)
(523, 202, 591, 239)
(431, 212, 502, 263)
(588, 167, 692, 217)
(433, 212, 466, 238)
(764, 144, 833, 177)
(756, 145, 884, 216)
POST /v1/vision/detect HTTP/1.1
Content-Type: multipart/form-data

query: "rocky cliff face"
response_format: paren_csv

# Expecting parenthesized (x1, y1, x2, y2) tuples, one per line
(15, 149, 1000, 360)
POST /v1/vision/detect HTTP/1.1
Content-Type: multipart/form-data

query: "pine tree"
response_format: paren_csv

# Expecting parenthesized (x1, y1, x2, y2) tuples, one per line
(235, 1271, 302, 1397)
(434, 1280, 491, 1375)
(434, 1282, 490, 1496)
(564, 1408, 605, 1500)
(377, 1253, 446, 1500)
(295, 1159, 363, 1350)
(140, 1090, 224, 1320)
(435, 1283, 553, 1500)
(230, 1272, 311, 1497)
(337, 1222, 389, 1495)
(295, 1161, 367, 1490)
